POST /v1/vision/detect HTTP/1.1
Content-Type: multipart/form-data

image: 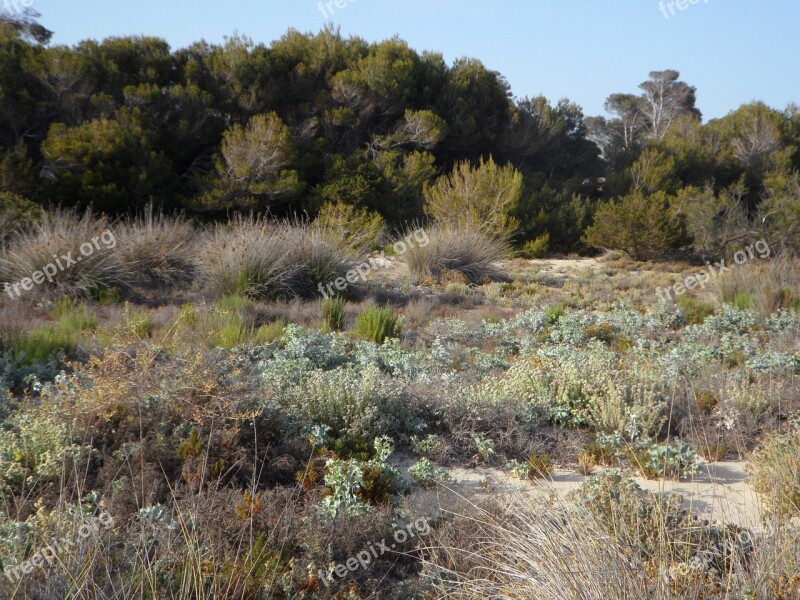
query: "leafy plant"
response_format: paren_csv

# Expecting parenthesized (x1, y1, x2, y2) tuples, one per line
(321, 296, 345, 332)
(408, 458, 450, 487)
(354, 306, 401, 344)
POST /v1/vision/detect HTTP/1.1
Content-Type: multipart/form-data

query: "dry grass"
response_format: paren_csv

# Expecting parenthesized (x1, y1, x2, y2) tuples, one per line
(200, 216, 297, 300)
(0, 208, 131, 300)
(708, 255, 800, 318)
(404, 224, 507, 284)
(421, 489, 800, 600)
(114, 206, 200, 288)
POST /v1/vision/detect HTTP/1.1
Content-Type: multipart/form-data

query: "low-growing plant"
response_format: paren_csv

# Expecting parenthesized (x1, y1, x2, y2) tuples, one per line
(676, 293, 716, 325)
(408, 458, 451, 487)
(577, 452, 597, 475)
(4, 324, 82, 365)
(527, 453, 554, 478)
(521, 233, 550, 259)
(506, 459, 531, 480)
(354, 306, 400, 344)
(631, 441, 700, 480)
(473, 435, 495, 464)
(321, 296, 345, 332)
(410, 434, 445, 459)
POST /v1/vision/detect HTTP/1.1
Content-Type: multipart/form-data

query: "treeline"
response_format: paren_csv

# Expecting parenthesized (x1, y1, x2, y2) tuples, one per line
(0, 15, 798, 260)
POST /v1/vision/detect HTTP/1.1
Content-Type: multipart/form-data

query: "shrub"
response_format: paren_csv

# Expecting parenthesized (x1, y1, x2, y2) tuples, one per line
(748, 430, 800, 517)
(630, 441, 700, 480)
(316, 201, 385, 251)
(0, 208, 130, 299)
(114, 206, 199, 288)
(0, 192, 41, 241)
(321, 297, 345, 332)
(0, 410, 84, 495)
(354, 306, 400, 344)
(424, 156, 522, 238)
(676, 293, 715, 325)
(272, 363, 407, 439)
(583, 190, 692, 261)
(403, 224, 507, 284)
(521, 233, 550, 259)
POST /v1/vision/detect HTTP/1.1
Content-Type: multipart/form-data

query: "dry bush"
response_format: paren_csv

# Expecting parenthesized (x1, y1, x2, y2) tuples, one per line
(403, 224, 507, 284)
(0, 208, 131, 299)
(114, 206, 200, 288)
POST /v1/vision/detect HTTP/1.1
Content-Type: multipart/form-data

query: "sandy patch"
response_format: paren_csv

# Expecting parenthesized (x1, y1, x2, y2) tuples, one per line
(393, 455, 764, 529)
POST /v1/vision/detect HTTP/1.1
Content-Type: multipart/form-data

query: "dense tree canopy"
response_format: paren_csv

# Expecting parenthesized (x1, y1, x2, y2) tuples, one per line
(0, 18, 797, 259)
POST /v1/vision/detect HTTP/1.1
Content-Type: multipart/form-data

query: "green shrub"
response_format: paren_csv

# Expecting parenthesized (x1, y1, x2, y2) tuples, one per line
(676, 294, 715, 325)
(408, 458, 450, 487)
(583, 190, 691, 261)
(316, 201, 385, 251)
(522, 233, 550, 259)
(404, 224, 507, 284)
(0, 192, 41, 241)
(321, 297, 345, 332)
(424, 156, 522, 238)
(354, 306, 400, 344)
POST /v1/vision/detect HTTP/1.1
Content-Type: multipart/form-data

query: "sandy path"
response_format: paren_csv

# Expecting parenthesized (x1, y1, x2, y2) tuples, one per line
(394, 456, 764, 529)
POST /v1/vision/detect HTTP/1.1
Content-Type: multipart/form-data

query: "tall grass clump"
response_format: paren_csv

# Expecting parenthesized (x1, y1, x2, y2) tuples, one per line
(709, 255, 800, 318)
(0, 208, 130, 299)
(748, 430, 800, 517)
(283, 221, 361, 298)
(321, 296, 345, 331)
(200, 216, 296, 300)
(354, 306, 400, 343)
(114, 205, 200, 288)
(403, 224, 507, 284)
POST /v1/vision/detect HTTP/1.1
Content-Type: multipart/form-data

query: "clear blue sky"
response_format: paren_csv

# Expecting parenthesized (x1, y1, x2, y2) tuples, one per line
(37, 0, 799, 121)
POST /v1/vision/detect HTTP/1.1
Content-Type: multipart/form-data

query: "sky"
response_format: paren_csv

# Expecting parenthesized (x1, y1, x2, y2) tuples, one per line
(32, 0, 800, 121)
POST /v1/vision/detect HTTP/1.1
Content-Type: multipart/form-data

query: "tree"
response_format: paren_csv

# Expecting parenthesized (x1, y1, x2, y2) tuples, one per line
(424, 156, 522, 237)
(202, 112, 302, 211)
(40, 108, 175, 212)
(638, 70, 701, 140)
